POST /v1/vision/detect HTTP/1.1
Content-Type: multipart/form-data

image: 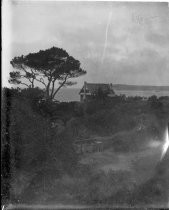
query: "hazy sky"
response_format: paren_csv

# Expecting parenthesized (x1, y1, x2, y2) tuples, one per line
(2, 1, 169, 87)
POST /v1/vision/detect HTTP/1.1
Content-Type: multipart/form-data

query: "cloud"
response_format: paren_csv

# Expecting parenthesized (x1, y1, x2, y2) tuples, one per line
(83, 48, 169, 86)
(146, 33, 169, 46)
(3, 1, 169, 87)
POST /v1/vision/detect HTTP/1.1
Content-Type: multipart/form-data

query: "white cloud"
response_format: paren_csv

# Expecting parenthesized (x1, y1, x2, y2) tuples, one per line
(2, 1, 169, 87)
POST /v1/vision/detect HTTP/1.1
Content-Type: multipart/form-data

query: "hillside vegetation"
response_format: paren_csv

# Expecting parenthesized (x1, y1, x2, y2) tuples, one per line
(2, 87, 169, 206)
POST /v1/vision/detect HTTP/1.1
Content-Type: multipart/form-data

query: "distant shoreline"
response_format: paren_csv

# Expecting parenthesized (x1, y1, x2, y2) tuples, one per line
(111, 84, 169, 91)
(57, 84, 169, 91)
(54, 86, 169, 102)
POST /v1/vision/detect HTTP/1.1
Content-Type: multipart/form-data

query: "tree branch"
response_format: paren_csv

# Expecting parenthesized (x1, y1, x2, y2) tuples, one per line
(34, 78, 47, 88)
(18, 65, 35, 88)
(20, 82, 30, 88)
(52, 75, 68, 99)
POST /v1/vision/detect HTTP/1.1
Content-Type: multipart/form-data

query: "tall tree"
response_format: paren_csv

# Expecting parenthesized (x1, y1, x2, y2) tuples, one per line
(9, 47, 86, 100)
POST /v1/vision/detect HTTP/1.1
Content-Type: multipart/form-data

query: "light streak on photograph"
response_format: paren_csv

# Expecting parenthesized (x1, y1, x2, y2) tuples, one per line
(161, 124, 169, 160)
(101, 10, 112, 64)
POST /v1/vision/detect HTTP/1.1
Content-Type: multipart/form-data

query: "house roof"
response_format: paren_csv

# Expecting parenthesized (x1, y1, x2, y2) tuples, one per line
(79, 82, 115, 95)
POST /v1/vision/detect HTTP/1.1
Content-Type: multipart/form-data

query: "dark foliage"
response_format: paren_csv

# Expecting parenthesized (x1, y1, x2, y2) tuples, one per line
(1, 88, 78, 203)
(148, 95, 163, 110)
(10, 47, 86, 100)
(2, 87, 169, 205)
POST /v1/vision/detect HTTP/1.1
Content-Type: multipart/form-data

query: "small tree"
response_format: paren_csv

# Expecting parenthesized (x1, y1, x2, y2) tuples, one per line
(9, 47, 86, 100)
(148, 95, 163, 109)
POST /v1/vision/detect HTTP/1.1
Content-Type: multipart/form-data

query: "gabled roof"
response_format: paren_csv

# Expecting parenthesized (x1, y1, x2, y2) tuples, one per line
(79, 82, 115, 95)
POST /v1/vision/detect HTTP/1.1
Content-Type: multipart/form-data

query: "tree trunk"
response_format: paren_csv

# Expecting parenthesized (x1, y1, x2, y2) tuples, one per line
(31, 79, 34, 88)
(52, 76, 68, 100)
(45, 80, 51, 100)
(50, 80, 56, 100)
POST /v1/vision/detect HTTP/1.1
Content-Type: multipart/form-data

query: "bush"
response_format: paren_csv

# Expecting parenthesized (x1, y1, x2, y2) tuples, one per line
(148, 95, 163, 110)
(42, 170, 137, 205)
(1, 88, 78, 203)
(84, 170, 137, 204)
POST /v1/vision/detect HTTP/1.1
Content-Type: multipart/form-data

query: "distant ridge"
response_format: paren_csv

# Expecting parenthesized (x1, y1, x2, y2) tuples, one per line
(54, 85, 169, 102)
(112, 84, 169, 91)
(52, 84, 169, 92)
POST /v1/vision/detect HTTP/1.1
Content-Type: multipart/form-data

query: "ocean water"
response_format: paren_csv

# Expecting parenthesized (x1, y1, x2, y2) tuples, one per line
(116, 90, 169, 98)
(54, 88, 169, 102)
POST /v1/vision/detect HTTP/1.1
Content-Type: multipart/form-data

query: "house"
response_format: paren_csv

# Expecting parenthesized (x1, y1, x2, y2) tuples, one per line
(79, 81, 115, 102)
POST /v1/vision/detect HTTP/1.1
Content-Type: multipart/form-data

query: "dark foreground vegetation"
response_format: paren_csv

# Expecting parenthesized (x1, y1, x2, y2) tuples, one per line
(2, 87, 169, 207)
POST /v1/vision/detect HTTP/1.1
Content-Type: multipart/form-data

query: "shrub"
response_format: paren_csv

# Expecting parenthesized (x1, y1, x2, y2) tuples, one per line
(85, 170, 137, 204)
(1, 88, 78, 203)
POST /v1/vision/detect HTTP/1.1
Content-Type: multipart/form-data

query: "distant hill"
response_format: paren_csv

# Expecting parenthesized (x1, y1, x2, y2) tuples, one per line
(112, 84, 169, 91)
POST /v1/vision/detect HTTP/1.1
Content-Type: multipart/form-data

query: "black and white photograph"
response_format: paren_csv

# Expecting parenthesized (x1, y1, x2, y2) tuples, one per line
(2, 0, 169, 209)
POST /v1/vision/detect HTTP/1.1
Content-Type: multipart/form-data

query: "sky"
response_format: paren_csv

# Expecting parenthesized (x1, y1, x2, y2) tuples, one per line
(2, 1, 169, 88)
